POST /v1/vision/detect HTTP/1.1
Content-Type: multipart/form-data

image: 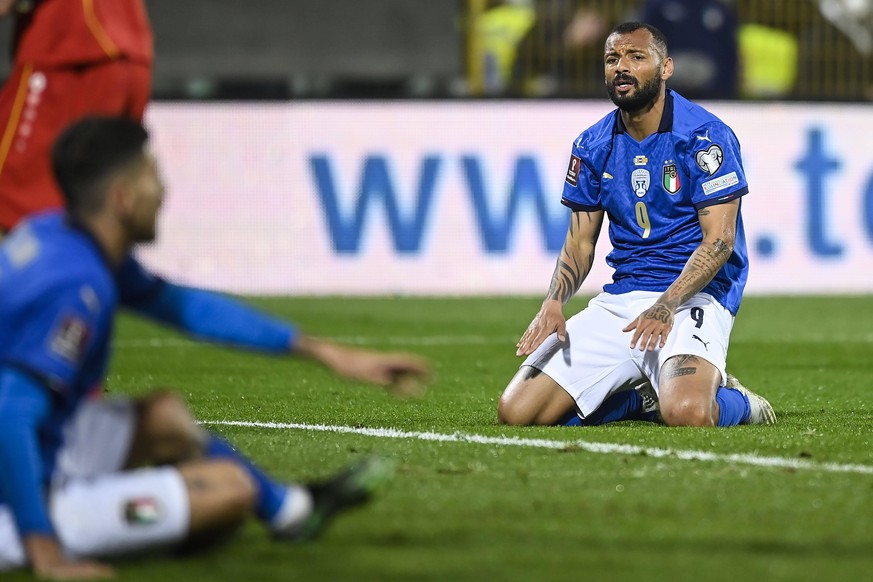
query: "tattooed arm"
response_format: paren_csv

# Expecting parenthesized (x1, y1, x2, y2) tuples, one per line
(516, 210, 604, 356)
(623, 198, 740, 351)
(545, 210, 604, 305)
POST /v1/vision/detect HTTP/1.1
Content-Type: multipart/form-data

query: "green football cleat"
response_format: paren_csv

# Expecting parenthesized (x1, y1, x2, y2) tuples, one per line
(273, 456, 395, 542)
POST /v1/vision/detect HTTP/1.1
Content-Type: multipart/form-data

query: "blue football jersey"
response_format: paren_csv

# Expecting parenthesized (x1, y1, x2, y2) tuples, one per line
(561, 90, 749, 314)
(0, 213, 167, 479)
(0, 213, 118, 496)
(0, 211, 297, 533)
(0, 214, 115, 404)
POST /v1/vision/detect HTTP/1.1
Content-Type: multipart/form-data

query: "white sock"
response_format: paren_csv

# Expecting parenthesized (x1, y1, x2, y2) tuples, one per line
(269, 485, 314, 533)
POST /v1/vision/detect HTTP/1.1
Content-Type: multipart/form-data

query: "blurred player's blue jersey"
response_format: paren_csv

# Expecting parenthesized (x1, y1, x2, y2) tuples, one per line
(0, 211, 295, 529)
(561, 90, 749, 314)
(0, 213, 158, 482)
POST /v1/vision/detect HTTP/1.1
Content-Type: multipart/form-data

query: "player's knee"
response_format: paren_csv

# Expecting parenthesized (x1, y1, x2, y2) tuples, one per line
(497, 392, 535, 425)
(497, 394, 521, 425)
(498, 373, 571, 426)
(661, 400, 716, 427)
(139, 390, 203, 461)
(145, 391, 197, 431)
(141, 389, 183, 417)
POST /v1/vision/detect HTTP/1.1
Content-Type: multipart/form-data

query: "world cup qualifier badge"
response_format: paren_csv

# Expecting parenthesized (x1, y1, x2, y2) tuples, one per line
(662, 163, 680, 194)
(565, 154, 582, 186)
(123, 497, 162, 525)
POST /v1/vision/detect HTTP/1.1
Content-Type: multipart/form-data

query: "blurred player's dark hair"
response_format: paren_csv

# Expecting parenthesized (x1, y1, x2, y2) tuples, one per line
(52, 116, 149, 217)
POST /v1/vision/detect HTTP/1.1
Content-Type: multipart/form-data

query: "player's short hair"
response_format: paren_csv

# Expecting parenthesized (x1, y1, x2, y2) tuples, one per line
(52, 116, 149, 217)
(608, 22, 669, 62)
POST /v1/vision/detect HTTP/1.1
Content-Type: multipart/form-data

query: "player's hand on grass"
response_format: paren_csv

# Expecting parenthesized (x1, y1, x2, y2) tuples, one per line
(35, 561, 115, 581)
(27, 535, 115, 580)
(324, 346, 430, 399)
(623, 302, 675, 351)
(294, 335, 430, 398)
(516, 299, 566, 356)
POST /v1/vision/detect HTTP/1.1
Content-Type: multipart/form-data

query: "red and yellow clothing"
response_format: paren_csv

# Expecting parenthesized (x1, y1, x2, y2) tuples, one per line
(13, 0, 152, 66)
(0, 0, 153, 230)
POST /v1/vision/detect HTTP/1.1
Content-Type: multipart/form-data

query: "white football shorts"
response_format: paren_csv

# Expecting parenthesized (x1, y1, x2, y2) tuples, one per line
(0, 397, 190, 570)
(522, 291, 734, 417)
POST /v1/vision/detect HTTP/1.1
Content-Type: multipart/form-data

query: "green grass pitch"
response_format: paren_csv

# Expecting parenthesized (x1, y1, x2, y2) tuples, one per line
(7, 296, 872, 581)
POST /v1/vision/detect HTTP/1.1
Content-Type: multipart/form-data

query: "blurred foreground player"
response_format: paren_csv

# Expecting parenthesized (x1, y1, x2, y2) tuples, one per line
(0, 116, 429, 579)
(0, 0, 153, 236)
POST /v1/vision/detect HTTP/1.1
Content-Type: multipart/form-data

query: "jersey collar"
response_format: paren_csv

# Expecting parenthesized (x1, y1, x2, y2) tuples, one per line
(613, 89, 675, 135)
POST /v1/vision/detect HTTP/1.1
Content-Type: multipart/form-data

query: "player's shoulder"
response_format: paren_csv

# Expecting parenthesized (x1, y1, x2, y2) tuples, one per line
(669, 90, 739, 144)
(7, 213, 115, 302)
(571, 109, 619, 159)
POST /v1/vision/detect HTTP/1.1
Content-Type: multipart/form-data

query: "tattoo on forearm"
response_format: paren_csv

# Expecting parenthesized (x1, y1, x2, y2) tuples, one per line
(547, 212, 596, 304)
(548, 258, 581, 302)
(712, 238, 730, 255)
(689, 239, 731, 274)
(663, 238, 733, 307)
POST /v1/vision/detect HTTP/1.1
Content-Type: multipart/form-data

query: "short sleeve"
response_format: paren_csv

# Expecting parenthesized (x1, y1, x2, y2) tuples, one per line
(560, 136, 602, 212)
(686, 123, 749, 209)
(4, 284, 103, 392)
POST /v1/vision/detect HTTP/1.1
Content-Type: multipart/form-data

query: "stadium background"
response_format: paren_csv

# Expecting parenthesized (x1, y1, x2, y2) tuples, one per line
(3, 0, 872, 297)
(2, 3, 872, 581)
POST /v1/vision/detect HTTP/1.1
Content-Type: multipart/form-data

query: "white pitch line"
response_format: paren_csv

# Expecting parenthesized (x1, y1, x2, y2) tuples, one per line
(203, 420, 873, 476)
(115, 335, 517, 348)
(115, 332, 873, 349)
(116, 338, 196, 348)
(329, 335, 516, 346)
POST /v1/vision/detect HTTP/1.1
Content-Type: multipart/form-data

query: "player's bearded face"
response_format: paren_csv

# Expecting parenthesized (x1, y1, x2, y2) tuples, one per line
(603, 31, 666, 112)
(607, 68, 662, 112)
(122, 154, 164, 243)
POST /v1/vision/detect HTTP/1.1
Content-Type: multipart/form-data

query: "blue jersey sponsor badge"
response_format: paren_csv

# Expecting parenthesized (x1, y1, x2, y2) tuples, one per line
(565, 154, 582, 186)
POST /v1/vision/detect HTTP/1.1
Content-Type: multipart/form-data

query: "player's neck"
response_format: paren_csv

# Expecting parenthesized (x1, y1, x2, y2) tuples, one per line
(619, 92, 666, 142)
(78, 214, 131, 266)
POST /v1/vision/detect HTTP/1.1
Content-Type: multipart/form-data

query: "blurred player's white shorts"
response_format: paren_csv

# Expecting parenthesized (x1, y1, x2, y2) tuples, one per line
(522, 291, 734, 417)
(0, 397, 189, 570)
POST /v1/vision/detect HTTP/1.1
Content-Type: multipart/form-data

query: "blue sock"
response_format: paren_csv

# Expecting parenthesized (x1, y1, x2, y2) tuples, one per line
(561, 389, 656, 426)
(205, 434, 287, 522)
(716, 387, 751, 426)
